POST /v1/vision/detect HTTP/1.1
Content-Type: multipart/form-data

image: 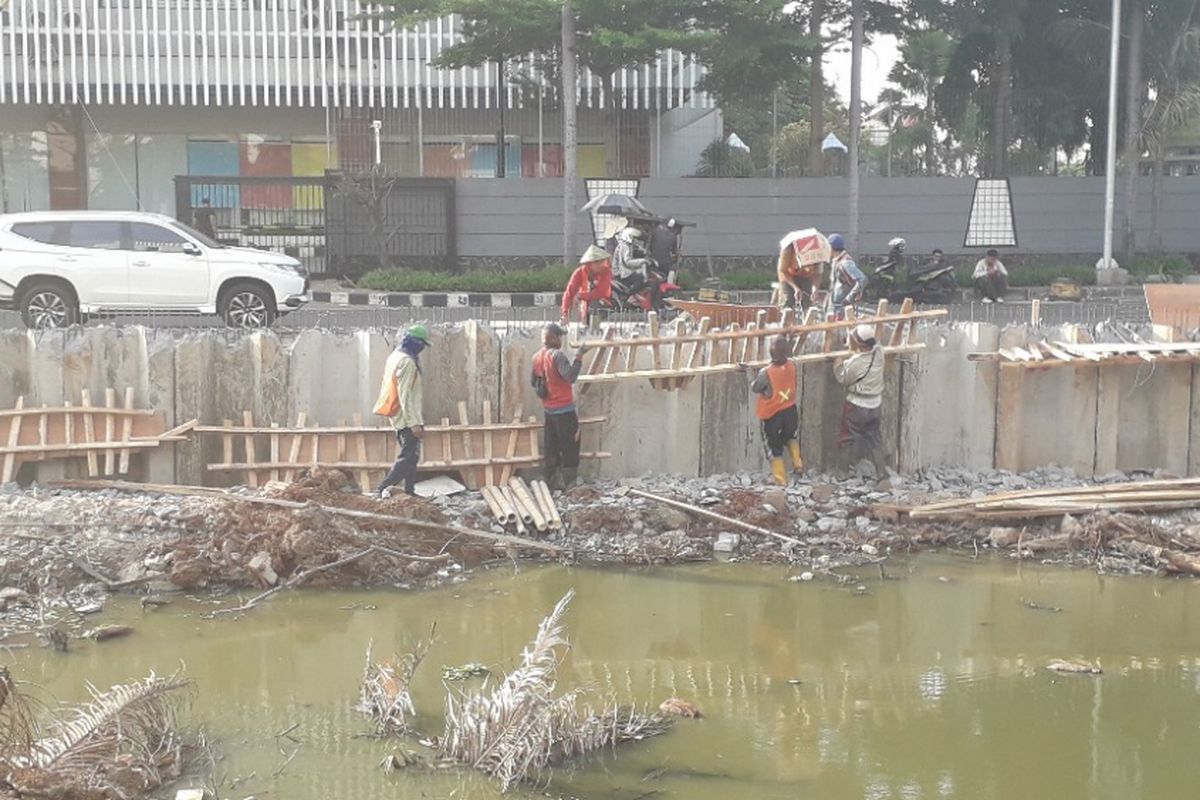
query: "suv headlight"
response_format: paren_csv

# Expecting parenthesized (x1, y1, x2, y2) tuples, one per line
(259, 261, 305, 277)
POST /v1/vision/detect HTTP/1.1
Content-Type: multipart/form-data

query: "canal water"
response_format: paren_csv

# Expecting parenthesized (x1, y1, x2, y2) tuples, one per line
(8, 555, 1200, 799)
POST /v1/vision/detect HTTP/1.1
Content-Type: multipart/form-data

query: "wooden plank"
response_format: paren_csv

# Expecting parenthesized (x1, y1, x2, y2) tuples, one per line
(117, 387, 135, 474)
(79, 390, 98, 477)
(580, 307, 947, 350)
(498, 411, 522, 485)
(822, 313, 837, 353)
(192, 418, 603, 435)
(482, 402, 495, 487)
(103, 388, 117, 475)
(242, 410, 259, 488)
(577, 343, 927, 382)
(209, 453, 613, 473)
(457, 402, 480, 489)
(873, 299, 889, 343)
(350, 412, 370, 492)
(528, 415, 540, 463)
(588, 325, 616, 376)
(221, 418, 234, 468)
(284, 412, 307, 482)
(792, 307, 821, 355)
(64, 401, 74, 449)
(0, 406, 155, 419)
(890, 298, 914, 347)
(269, 423, 282, 482)
(686, 317, 713, 371)
(649, 311, 662, 372)
(670, 317, 686, 373)
(1, 397, 24, 482)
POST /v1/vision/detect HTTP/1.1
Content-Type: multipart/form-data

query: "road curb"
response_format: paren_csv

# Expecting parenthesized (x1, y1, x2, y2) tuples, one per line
(310, 291, 564, 308)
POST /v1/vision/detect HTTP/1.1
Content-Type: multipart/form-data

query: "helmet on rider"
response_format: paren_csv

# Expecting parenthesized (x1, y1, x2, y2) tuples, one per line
(828, 233, 846, 252)
(888, 237, 906, 252)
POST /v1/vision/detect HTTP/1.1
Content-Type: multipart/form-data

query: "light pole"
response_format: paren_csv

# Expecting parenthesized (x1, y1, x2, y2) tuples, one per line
(1102, 0, 1122, 271)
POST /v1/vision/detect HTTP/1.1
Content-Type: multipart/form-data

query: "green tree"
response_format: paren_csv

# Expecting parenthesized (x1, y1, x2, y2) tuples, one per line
(886, 29, 953, 175)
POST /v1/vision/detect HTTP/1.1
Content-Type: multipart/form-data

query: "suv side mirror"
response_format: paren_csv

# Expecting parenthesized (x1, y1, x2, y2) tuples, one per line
(182, 242, 202, 256)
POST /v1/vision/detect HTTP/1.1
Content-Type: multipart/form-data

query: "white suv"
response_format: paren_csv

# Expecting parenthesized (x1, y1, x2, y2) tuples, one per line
(0, 210, 310, 328)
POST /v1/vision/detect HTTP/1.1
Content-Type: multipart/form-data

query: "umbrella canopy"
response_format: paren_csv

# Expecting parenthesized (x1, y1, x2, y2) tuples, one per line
(779, 228, 832, 267)
(580, 193, 654, 218)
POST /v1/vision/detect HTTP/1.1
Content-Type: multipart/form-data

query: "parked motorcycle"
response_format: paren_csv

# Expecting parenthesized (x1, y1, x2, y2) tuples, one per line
(865, 237, 907, 303)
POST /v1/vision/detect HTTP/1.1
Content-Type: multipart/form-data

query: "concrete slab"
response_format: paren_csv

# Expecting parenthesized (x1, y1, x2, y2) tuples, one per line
(898, 324, 1000, 472)
(699, 369, 764, 477)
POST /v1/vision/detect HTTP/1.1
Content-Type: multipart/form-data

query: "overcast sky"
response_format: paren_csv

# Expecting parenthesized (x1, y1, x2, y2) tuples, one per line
(826, 34, 901, 109)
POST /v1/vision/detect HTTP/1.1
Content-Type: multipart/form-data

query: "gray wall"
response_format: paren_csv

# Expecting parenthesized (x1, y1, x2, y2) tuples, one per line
(455, 176, 1200, 261)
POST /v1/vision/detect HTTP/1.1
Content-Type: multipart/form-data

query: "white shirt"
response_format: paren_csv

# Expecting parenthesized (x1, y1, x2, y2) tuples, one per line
(836, 346, 885, 409)
(973, 258, 1008, 279)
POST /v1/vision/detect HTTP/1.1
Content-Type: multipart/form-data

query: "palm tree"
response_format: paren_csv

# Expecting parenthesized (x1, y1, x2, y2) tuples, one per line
(887, 29, 954, 174)
(1142, 0, 1200, 248)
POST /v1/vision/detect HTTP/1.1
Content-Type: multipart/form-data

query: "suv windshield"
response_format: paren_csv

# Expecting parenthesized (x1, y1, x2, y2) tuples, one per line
(171, 220, 225, 249)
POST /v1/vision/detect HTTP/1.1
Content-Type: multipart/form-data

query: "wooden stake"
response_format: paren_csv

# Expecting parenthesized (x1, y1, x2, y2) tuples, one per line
(80, 390, 98, 476)
(482, 402, 495, 487)
(242, 410, 259, 487)
(352, 412, 370, 492)
(103, 388, 117, 475)
(1, 396, 23, 482)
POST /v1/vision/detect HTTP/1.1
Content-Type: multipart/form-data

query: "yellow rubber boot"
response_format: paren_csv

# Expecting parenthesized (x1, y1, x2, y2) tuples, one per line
(771, 458, 788, 486)
(787, 440, 804, 473)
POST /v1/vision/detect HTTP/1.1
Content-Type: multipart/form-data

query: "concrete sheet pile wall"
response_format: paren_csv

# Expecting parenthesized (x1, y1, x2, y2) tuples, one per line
(1, 323, 1197, 487)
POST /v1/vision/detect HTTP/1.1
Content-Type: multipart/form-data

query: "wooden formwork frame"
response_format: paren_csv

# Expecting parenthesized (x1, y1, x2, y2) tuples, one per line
(198, 403, 608, 492)
(0, 388, 195, 482)
(578, 299, 941, 390)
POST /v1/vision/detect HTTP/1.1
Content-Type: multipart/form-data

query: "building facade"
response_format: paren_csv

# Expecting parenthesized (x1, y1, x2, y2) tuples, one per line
(0, 0, 721, 214)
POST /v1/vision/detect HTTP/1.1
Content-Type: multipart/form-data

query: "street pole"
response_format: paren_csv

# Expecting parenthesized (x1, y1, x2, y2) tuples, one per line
(848, 0, 863, 251)
(497, 59, 507, 178)
(562, 0, 579, 267)
(1102, 0, 1122, 270)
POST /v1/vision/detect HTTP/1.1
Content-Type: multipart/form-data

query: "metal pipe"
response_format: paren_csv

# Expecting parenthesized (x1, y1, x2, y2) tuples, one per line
(1102, 0, 1123, 271)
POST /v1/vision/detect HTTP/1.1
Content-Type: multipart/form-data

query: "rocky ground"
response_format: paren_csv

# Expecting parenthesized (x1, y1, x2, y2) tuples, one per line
(1, 464, 1199, 644)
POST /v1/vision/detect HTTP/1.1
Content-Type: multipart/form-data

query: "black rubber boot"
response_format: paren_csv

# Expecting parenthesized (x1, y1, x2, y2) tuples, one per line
(560, 468, 579, 489)
(544, 467, 561, 492)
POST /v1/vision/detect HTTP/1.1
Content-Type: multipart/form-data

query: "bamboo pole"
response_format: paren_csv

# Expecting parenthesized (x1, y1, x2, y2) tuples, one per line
(502, 485, 532, 527)
(628, 489, 804, 547)
(510, 477, 548, 532)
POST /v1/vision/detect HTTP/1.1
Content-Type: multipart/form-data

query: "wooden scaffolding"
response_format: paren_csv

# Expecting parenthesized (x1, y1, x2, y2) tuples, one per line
(578, 300, 946, 390)
(198, 402, 608, 492)
(0, 388, 196, 482)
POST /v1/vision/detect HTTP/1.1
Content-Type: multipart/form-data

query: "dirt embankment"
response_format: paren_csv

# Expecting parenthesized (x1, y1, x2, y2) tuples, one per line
(2, 465, 1200, 615)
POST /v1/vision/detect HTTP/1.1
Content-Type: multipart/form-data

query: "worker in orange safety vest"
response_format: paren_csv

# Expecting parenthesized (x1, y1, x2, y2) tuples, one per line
(745, 336, 804, 485)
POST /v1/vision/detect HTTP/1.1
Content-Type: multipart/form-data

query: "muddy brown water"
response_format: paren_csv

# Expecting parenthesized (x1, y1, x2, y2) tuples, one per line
(8, 555, 1200, 799)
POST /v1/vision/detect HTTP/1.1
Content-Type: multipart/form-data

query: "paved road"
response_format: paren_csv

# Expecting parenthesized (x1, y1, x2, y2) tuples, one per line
(0, 296, 1148, 332)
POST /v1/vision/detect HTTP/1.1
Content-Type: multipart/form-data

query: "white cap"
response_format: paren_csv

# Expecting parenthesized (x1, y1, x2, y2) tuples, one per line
(853, 324, 876, 343)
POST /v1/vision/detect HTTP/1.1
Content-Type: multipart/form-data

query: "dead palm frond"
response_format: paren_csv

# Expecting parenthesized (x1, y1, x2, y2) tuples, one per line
(359, 624, 437, 735)
(437, 590, 671, 792)
(0, 670, 200, 800)
(0, 667, 37, 759)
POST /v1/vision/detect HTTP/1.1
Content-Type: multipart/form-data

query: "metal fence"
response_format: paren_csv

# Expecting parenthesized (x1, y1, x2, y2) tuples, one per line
(174, 173, 456, 276)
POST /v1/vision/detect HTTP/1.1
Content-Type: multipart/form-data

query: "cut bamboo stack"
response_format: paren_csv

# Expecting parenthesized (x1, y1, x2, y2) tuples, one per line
(480, 478, 562, 535)
(908, 478, 1200, 521)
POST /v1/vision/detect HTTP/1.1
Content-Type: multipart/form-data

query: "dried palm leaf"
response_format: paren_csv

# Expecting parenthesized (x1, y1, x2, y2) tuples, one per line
(360, 624, 437, 735)
(0, 667, 37, 760)
(438, 590, 671, 792)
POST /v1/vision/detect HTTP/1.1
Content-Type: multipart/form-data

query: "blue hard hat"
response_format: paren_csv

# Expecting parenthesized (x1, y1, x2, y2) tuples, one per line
(829, 233, 846, 251)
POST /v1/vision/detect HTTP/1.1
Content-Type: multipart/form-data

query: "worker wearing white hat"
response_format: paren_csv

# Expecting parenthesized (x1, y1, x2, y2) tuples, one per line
(834, 324, 887, 476)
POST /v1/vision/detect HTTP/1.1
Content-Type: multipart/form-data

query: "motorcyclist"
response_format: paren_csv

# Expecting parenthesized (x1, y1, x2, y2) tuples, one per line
(881, 237, 907, 279)
(828, 233, 866, 318)
(649, 218, 684, 273)
(612, 221, 661, 310)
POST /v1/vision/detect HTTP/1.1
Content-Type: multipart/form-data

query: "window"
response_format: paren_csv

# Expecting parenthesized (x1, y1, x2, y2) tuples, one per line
(129, 222, 189, 253)
(65, 221, 122, 250)
(10, 222, 64, 246)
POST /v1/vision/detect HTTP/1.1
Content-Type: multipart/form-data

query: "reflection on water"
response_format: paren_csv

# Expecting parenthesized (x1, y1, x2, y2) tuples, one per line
(7, 555, 1200, 799)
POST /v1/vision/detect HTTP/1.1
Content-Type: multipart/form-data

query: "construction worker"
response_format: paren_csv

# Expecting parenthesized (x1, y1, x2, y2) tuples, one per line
(835, 324, 886, 476)
(561, 245, 613, 325)
(776, 239, 824, 310)
(747, 336, 804, 485)
(531, 323, 587, 489)
(375, 325, 432, 497)
(828, 233, 866, 319)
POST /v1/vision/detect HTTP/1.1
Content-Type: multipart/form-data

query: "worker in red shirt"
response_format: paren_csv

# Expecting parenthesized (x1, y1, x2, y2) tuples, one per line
(561, 245, 613, 325)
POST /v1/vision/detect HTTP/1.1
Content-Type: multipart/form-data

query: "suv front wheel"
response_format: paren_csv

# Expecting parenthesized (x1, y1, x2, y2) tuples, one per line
(218, 282, 276, 328)
(20, 281, 80, 329)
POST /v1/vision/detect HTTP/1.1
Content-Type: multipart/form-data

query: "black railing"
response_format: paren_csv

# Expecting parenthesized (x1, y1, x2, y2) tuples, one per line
(174, 173, 455, 276)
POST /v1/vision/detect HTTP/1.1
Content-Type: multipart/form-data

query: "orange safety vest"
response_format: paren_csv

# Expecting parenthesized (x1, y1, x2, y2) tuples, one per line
(534, 348, 575, 410)
(756, 361, 798, 421)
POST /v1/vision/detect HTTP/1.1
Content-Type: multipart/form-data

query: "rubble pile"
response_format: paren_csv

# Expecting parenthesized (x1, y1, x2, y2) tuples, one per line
(1, 464, 1199, 612)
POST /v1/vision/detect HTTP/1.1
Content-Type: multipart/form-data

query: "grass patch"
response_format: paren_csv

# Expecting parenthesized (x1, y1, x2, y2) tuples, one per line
(359, 266, 574, 293)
